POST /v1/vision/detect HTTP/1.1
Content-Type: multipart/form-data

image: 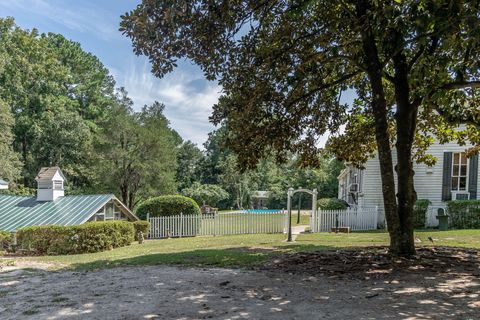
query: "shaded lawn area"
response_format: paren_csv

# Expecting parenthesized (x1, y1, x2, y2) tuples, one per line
(18, 229, 480, 271)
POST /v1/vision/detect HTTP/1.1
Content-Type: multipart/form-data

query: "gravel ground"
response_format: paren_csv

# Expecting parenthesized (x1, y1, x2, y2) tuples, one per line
(0, 247, 479, 319)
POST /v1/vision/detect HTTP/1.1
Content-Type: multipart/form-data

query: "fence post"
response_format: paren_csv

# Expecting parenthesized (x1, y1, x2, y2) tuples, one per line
(146, 212, 150, 238)
(311, 189, 317, 232)
(249, 212, 253, 234)
(180, 212, 183, 238)
(213, 213, 217, 237)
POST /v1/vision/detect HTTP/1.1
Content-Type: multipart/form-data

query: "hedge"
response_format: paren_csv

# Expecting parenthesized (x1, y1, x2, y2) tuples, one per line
(413, 199, 431, 228)
(133, 220, 150, 241)
(135, 195, 201, 236)
(0, 230, 13, 252)
(16, 221, 135, 255)
(447, 200, 480, 229)
(317, 198, 349, 210)
(135, 195, 201, 219)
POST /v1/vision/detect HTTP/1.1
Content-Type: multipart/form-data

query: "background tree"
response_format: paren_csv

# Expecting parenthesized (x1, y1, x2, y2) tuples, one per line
(0, 17, 115, 187)
(95, 90, 178, 209)
(0, 100, 22, 182)
(181, 182, 229, 207)
(176, 141, 204, 191)
(198, 127, 230, 185)
(218, 154, 256, 209)
(121, 0, 480, 255)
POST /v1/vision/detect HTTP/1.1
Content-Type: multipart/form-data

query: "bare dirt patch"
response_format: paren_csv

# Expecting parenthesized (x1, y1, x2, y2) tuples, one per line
(0, 247, 479, 319)
(262, 246, 480, 279)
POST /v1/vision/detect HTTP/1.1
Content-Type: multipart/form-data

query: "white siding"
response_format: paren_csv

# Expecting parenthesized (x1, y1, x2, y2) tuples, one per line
(354, 141, 479, 226)
(36, 168, 65, 201)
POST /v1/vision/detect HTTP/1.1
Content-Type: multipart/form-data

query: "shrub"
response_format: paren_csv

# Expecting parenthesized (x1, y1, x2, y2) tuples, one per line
(0, 184, 35, 196)
(447, 200, 480, 229)
(413, 199, 431, 228)
(317, 198, 349, 210)
(133, 220, 150, 240)
(16, 225, 68, 255)
(136, 195, 201, 236)
(16, 221, 135, 255)
(135, 195, 201, 219)
(0, 230, 13, 252)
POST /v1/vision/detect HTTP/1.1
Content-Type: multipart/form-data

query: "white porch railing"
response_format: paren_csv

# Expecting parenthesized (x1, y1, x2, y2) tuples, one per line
(312, 207, 379, 232)
(148, 211, 286, 239)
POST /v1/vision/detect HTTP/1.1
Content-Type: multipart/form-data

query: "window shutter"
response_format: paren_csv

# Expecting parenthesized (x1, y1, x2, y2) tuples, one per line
(468, 154, 479, 200)
(442, 152, 452, 201)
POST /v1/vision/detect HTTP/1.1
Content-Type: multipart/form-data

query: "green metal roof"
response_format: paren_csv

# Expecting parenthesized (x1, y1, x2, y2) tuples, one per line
(0, 194, 115, 231)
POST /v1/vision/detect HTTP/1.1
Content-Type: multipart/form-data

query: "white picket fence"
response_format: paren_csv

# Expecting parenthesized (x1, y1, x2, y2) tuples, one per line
(148, 211, 286, 238)
(312, 207, 379, 232)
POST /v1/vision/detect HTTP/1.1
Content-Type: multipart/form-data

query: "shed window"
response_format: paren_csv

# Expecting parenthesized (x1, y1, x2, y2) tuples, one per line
(105, 203, 115, 220)
(38, 181, 51, 189)
(452, 153, 468, 191)
(53, 180, 63, 190)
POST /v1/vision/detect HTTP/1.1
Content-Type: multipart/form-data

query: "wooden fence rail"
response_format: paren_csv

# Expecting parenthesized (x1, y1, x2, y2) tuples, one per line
(148, 211, 286, 239)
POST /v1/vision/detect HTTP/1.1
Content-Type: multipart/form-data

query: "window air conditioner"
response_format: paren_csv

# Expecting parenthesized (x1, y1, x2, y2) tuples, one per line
(452, 191, 470, 200)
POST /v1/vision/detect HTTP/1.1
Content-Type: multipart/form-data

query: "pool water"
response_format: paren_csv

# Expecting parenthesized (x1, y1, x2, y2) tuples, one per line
(242, 209, 283, 214)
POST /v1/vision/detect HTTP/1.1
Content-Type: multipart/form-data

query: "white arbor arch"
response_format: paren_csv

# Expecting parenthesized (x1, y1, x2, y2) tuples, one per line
(286, 187, 318, 242)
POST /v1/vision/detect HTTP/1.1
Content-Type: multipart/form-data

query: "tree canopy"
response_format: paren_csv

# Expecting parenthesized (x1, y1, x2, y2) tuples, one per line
(182, 182, 229, 206)
(0, 18, 179, 208)
(121, 0, 480, 255)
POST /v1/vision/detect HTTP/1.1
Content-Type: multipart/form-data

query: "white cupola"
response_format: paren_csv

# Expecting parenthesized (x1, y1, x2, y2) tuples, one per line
(35, 167, 65, 201)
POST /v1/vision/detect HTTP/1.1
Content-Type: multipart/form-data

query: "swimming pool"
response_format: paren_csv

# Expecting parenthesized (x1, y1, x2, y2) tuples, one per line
(241, 209, 283, 214)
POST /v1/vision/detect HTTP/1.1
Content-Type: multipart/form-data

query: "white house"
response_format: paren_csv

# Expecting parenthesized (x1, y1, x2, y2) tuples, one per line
(0, 167, 138, 231)
(338, 141, 479, 226)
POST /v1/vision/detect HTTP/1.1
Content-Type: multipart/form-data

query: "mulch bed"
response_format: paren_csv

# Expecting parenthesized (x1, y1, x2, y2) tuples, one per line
(261, 246, 480, 279)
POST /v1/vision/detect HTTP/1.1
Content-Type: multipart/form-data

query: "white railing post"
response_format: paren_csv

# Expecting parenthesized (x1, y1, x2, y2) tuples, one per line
(146, 212, 150, 238)
(213, 213, 217, 237)
(311, 189, 318, 232)
(180, 212, 183, 238)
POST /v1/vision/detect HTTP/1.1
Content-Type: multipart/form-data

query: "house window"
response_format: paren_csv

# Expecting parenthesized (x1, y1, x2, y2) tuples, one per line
(53, 180, 63, 190)
(451, 152, 468, 191)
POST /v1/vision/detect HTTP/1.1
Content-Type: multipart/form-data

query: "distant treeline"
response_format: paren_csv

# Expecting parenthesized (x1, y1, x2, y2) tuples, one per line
(0, 18, 341, 210)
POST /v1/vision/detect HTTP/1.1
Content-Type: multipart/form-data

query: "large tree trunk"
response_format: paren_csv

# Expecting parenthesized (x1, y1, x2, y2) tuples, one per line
(390, 41, 417, 256)
(357, 0, 415, 256)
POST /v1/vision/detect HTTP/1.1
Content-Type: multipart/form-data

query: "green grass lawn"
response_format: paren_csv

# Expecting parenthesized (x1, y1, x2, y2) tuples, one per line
(18, 229, 480, 271)
(290, 212, 311, 225)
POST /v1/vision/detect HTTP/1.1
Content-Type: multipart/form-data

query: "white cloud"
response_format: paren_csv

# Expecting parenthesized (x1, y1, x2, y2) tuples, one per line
(0, 0, 220, 146)
(0, 0, 121, 41)
(122, 61, 221, 146)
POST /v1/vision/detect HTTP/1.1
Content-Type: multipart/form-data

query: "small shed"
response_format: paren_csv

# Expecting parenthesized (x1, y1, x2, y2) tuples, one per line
(0, 167, 138, 231)
(35, 167, 66, 201)
(251, 191, 270, 209)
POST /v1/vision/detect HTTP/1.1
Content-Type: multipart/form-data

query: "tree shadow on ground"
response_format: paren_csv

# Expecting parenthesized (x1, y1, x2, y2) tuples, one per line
(66, 244, 337, 271)
(1, 245, 479, 319)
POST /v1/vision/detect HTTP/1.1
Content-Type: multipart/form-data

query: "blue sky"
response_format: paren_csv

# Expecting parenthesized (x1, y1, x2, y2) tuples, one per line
(0, 0, 220, 146)
(0, 0, 353, 148)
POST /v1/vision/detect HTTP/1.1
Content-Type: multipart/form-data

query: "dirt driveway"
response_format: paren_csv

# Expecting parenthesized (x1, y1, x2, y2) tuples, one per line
(0, 248, 479, 319)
